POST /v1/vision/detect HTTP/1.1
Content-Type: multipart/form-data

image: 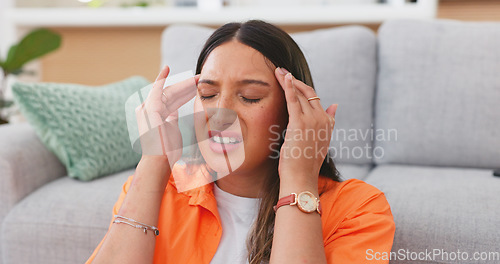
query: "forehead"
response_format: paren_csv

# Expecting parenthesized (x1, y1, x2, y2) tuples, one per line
(201, 40, 274, 77)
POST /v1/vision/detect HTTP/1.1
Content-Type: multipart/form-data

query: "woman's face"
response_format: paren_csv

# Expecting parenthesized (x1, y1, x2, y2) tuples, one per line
(194, 40, 288, 178)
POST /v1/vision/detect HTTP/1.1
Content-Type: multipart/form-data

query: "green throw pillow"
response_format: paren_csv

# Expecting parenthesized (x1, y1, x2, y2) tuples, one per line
(12, 76, 150, 181)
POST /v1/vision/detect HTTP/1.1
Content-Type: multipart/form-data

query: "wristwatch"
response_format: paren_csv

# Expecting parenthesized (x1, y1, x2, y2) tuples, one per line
(273, 191, 322, 215)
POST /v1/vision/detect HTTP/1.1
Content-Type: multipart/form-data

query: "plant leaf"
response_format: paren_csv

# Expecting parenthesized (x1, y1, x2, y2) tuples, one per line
(3, 29, 61, 73)
(3, 45, 18, 74)
(5, 44, 18, 63)
(1, 44, 18, 75)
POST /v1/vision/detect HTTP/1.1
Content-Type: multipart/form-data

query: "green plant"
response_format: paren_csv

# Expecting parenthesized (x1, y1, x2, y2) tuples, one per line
(0, 28, 61, 124)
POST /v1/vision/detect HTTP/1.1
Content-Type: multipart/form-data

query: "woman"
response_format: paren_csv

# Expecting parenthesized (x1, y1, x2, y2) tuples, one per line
(87, 20, 395, 264)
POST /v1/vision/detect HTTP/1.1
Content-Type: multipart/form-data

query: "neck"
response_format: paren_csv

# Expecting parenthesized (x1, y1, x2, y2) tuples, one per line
(215, 161, 277, 198)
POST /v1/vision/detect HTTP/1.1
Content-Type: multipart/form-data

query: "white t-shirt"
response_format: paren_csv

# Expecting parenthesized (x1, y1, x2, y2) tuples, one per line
(210, 182, 261, 264)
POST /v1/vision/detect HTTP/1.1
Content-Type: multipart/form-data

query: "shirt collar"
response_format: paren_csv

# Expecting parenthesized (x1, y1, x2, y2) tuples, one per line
(170, 163, 336, 207)
(169, 162, 216, 207)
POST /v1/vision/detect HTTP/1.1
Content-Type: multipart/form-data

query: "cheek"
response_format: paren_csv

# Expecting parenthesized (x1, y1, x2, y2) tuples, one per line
(267, 93, 289, 130)
(245, 100, 287, 145)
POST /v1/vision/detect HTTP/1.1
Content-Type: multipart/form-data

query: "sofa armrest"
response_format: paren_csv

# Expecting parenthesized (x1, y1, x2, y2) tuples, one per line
(0, 122, 66, 222)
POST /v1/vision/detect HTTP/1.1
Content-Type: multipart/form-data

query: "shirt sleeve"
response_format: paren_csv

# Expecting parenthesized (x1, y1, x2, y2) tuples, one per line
(85, 175, 134, 264)
(323, 186, 396, 264)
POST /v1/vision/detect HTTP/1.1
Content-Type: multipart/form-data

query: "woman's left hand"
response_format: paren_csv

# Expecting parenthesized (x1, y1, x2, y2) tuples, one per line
(274, 67, 338, 186)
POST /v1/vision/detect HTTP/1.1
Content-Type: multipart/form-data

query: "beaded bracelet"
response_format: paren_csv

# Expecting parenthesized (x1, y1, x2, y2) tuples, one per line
(113, 215, 160, 236)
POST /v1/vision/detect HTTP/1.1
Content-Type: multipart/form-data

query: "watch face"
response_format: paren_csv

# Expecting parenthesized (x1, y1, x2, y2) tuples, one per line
(297, 192, 316, 213)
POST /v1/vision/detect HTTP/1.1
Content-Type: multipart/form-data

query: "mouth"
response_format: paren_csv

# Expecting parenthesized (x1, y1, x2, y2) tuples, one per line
(208, 130, 243, 144)
(210, 136, 241, 144)
(208, 130, 243, 154)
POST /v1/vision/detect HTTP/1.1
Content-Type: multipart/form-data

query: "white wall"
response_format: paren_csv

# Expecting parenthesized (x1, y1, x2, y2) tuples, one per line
(0, 0, 15, 59)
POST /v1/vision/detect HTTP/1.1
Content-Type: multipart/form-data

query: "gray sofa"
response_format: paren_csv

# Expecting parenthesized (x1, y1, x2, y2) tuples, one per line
(1, 19, 499, 264)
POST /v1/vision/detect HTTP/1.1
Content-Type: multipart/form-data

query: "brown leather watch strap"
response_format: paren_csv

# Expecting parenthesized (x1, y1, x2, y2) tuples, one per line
(274, 192, 322, 215)
(273, 193, 296, 212)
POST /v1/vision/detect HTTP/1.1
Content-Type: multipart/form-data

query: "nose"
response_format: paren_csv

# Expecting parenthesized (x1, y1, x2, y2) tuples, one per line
(208, 94, 238, 131)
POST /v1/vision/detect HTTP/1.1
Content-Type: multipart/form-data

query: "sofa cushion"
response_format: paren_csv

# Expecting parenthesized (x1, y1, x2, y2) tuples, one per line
(162, 24, 378, 165)
(375, 19, 500, 168)
(365, 165, 500, 264)
(12, 77, 149, 181)
(0, 169, 133, 264)
(0, 123, 66, 262)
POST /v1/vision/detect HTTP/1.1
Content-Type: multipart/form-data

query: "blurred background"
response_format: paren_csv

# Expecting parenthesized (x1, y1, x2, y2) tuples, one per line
(0, 0, 499, 86)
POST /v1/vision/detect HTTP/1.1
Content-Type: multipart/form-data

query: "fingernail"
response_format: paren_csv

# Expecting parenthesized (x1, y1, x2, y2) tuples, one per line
(285, 72, 293, 80)
(277, 67, 287, 75)
(282, 68, 290, 75)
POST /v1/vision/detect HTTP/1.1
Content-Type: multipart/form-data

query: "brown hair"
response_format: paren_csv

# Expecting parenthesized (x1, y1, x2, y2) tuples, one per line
(195, 20, 342, 264)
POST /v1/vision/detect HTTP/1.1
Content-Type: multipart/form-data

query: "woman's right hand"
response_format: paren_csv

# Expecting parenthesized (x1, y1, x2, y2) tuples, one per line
(135, 65, 198, 169)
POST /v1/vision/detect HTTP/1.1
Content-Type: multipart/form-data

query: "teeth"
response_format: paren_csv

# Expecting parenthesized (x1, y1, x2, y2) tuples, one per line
(212, 136, 240, 144)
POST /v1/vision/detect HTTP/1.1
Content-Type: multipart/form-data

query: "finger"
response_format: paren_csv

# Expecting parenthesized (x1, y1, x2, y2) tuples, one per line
(326, 104, 338, 118)
(165, 109, 179, 126)
(291, 77, 322, 110)
(274, 67, 288, 88)
(293, 80, 314, 116)
(146, 65, 170, 104)
(326, 104, 338, 130)
(163, 75, 198, 114)
(155, 65, 170, 89)
(281, 72, 303, 118)
(135, 101, 146, 113)
(275, 68, 302, 116)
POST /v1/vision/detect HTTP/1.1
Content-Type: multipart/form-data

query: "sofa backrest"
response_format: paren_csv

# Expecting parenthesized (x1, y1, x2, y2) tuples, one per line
(375, 19, 500, 169)
(293, 27, 377, 165)
(161, 23, 378, 165)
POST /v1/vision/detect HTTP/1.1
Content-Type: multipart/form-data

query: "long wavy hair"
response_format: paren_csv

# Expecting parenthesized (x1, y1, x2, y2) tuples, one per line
(195, 20, 342, 264)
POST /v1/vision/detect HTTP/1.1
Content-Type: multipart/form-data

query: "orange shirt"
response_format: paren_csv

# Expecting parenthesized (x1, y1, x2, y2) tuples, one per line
(86, 165, 395, 264)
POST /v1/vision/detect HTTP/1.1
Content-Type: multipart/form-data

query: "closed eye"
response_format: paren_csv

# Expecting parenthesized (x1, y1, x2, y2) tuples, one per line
(199, 95, 215, 101)
(199, 95, 261, 104)
(241, 97, 261, 104)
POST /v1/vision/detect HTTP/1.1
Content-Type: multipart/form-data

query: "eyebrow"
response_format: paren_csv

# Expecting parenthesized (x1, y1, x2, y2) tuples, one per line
(198, 79, 270, 87)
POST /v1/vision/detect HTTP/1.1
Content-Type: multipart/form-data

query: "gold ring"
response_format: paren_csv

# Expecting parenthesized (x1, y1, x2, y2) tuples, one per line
(307, 96, 320, 101)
